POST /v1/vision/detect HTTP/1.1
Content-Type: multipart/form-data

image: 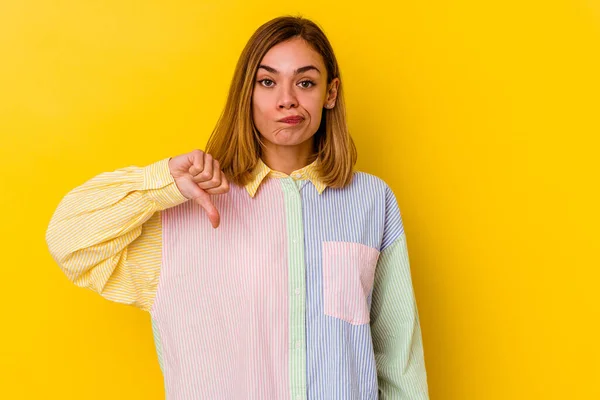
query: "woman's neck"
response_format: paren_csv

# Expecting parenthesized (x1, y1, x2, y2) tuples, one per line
(261, 142, 317, 175)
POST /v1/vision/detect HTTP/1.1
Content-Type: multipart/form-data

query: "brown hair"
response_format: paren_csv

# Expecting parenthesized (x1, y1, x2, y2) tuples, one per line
(204, 15, 357, 189)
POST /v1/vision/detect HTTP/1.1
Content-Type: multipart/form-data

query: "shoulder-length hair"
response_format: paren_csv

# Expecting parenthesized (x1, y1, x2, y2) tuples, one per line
(204, 15, 357, 189)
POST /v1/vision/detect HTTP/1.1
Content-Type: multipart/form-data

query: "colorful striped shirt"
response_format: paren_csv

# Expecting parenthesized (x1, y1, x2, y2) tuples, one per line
(45, 156, 430, 400)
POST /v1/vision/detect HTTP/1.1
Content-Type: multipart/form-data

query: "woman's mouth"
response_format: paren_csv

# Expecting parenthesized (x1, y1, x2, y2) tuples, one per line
(278, 116, 304, 125)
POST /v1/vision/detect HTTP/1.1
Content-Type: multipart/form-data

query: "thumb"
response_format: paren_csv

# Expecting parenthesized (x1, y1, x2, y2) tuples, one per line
(194, 189, 221, 229)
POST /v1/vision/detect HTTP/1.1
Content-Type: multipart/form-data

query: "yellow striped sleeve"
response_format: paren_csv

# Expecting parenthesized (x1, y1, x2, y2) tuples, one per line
(45, 157, 189, 312)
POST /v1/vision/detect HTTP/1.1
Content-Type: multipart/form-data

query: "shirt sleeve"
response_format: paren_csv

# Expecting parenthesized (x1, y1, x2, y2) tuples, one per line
(370, 184, 430, 399)
(45, 157, 189, 312)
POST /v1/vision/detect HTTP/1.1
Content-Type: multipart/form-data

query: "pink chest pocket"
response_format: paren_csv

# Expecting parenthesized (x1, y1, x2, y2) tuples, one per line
(322, 241, 381, 325)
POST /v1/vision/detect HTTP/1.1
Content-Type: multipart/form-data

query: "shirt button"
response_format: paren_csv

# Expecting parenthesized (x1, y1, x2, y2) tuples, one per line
(156, 179, 163, 186)
(295, 341, 302, 349)
(294, 288, 301, 295)
(292, 239, 297, 243)
(293, 173, 302, 178)
(296, 395, 302, 400)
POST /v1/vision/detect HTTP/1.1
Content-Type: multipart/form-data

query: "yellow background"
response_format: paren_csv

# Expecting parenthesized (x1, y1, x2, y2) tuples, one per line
(1, 1, 598, 398)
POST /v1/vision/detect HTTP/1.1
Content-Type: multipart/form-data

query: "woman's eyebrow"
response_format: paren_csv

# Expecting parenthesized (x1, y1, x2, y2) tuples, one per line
(258, 64, 321, 75)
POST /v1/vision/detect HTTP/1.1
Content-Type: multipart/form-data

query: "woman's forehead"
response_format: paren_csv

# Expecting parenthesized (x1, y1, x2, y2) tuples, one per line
(259, 39, 324, 72)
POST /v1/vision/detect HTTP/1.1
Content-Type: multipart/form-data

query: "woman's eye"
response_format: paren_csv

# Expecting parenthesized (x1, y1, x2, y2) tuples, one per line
(259, 79, 274, 87)
(299, 80, 315, 88)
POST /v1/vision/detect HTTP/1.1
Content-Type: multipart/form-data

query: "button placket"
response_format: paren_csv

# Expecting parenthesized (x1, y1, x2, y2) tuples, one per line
(281, 177, 307, 400)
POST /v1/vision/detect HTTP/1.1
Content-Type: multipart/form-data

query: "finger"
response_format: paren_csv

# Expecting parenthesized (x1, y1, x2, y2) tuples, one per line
(188, 150, 205, 177)
(191, 154, 214, 184)
(197, 159, 222, 190)
(205, 171, 230, 195)
(193, 189, 220, 228)
(202, 153, 214, 179)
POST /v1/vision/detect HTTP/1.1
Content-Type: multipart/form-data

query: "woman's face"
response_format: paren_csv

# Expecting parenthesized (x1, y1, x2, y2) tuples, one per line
(252, 37, 339, 151)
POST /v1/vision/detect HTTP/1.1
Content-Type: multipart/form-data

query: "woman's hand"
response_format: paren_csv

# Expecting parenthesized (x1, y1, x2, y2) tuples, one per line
(168, 149, 230, 228)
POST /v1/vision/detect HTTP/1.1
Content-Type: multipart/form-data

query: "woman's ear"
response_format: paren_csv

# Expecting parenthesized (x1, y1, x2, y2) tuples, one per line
(325, 78, 340, 108)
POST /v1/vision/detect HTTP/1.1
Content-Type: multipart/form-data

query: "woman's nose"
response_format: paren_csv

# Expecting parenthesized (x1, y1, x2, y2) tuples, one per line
(278, 100, 297, 109)
(277, 86, 298, 109)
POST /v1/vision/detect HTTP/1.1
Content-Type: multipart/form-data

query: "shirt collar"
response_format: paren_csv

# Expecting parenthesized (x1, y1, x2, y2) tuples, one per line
(245, 158, 327, 198)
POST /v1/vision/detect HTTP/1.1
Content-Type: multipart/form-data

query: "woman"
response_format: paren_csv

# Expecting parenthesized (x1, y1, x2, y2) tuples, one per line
(46, 15, 430, 400)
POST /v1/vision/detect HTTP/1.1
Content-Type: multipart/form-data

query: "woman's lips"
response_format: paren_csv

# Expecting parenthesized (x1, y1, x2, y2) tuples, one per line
(279, 116, 304, 124)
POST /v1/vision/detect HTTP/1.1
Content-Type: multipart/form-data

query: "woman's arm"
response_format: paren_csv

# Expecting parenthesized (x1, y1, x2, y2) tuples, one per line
(370, 184, 430, 399)
(370, 232, 430, 399)
(45, 157, 188, 312)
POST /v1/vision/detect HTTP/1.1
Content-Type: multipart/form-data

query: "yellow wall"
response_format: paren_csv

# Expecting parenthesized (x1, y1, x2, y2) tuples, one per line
(1, 1, 598, 398)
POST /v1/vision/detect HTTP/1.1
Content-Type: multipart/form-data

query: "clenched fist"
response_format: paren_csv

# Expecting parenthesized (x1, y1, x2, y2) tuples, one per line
(168, 149, 230, 228)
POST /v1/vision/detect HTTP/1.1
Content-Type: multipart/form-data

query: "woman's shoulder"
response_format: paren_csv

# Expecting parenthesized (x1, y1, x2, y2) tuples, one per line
(351, 169, 393, 193)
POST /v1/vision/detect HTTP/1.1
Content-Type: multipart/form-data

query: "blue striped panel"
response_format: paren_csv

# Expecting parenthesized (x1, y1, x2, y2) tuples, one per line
(299, 172, 404, 399)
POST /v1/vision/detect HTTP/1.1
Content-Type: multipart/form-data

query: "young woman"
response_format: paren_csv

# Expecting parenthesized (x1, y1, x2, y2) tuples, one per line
(46, 15, 430, 400)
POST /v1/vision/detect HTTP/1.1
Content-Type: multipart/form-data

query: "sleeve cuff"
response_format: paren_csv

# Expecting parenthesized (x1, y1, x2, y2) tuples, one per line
(142, 157, 189, 210)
